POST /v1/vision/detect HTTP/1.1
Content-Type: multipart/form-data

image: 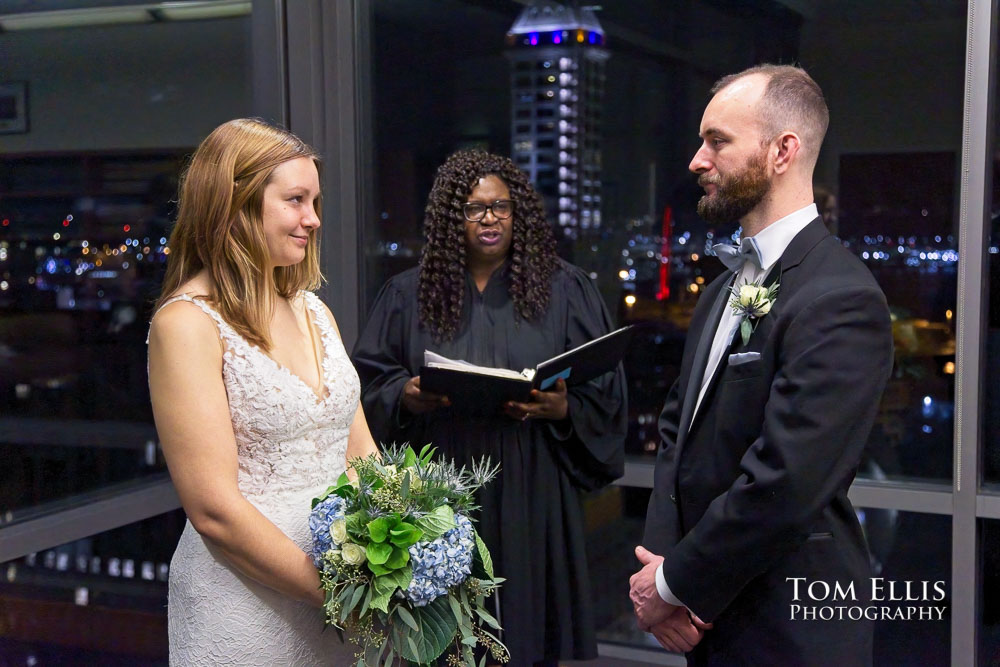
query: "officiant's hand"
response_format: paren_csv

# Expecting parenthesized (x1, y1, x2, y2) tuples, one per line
(504, 378, 568, 421)
(401, 376, 451, 415)
(630, 545, 677, 631)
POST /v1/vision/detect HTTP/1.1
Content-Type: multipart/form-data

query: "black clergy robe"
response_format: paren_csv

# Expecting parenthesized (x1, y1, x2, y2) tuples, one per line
(352, 259, 627, 664)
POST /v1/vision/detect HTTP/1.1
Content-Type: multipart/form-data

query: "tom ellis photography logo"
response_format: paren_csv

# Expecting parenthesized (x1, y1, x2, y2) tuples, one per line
(787, 578, 948, 621)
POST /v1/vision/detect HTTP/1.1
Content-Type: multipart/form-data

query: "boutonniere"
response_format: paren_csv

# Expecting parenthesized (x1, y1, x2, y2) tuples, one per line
(729, 279, 779, 345)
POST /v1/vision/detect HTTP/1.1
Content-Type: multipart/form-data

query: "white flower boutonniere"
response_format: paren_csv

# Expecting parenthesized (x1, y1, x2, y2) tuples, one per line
(729, 280, 779, 346)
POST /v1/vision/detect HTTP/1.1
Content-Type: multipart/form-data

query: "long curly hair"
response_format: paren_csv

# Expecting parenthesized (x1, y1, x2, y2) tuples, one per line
(418, 149, 557, 341)
(156, 118, 321, 351)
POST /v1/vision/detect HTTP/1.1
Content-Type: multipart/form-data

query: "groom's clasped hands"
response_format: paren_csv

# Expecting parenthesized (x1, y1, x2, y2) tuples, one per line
(629, 545, 712, 653)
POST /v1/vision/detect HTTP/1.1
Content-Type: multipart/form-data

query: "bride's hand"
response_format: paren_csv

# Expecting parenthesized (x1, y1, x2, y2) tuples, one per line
(401, 376, 451, 415)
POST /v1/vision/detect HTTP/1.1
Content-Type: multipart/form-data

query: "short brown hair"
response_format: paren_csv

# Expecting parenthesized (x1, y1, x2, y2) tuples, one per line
(713, 64, 829, 164)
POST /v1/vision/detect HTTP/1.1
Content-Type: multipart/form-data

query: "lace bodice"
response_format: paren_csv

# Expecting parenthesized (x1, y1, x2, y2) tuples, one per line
(158, 291, 357, 500)
(156, 291, 359, 665)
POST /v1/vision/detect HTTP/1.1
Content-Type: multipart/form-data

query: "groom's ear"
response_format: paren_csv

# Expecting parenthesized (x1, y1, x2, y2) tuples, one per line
(771, 132, 801, 174)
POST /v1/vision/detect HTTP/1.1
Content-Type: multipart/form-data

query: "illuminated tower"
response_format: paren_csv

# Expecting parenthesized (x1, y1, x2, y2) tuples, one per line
(506, 1, 608, 239)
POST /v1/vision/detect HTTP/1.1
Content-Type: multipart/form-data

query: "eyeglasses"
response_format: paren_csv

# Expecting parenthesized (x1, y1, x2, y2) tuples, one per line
(461, 199, 514, 222)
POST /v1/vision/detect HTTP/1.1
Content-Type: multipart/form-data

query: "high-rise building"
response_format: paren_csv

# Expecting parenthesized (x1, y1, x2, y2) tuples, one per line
(506, 1, 608, 239)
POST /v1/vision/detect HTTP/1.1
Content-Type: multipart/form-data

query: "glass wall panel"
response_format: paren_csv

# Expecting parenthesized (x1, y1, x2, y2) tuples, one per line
(363, 0, 965, 482)
(982, 3, 1000, 486)
(0, 509, 184, 664)
(0, 10, 253, 521)
(584, 498, 951, 663)
(980, 519, 1000, 665)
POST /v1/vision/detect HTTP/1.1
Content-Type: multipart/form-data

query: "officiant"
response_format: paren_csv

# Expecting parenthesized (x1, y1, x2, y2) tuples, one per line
(352, 149, 627, 666)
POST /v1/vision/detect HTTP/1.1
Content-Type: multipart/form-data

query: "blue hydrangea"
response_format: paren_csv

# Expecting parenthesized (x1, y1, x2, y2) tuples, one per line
(404, 514, 476, 607)
(308, 495, 346, 567)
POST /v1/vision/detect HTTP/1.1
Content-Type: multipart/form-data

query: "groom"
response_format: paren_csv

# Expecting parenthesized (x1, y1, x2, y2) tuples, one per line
(629, 65, 893, 666)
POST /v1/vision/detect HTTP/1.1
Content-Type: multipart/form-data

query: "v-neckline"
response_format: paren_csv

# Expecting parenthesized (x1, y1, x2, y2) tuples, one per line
(255, 296, 330, 404)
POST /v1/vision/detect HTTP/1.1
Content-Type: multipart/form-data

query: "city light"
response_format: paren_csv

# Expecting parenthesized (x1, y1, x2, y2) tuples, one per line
(624, 294, 636, 306)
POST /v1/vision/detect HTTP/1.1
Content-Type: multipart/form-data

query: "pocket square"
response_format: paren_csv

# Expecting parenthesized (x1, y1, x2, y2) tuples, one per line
(728, 351, 761, 366)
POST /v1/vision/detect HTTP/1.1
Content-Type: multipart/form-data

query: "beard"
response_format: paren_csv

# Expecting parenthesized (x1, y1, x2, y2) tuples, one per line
(696, 150, 771, 224)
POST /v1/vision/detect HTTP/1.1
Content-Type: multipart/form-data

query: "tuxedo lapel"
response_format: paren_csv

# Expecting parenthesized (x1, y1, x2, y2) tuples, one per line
(675, 272, 733, 450)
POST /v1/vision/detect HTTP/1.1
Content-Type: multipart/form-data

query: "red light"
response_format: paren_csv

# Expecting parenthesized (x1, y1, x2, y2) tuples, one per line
(62, 220, 70, 227)
(1, 219, 8, 227)
(123, 224, 131, 232)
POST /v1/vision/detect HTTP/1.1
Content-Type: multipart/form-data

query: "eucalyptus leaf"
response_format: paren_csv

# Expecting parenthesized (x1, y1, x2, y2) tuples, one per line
(740, 318, 752, 346)
(400, 471, 411, 499)
(448, 594, 464, 626)
(406, 635, 420, 660)
(474, 606, 501, 630)
(396, 605, 420, 632)
(347, 584, 365, 615)
(359, 585, 373, 617)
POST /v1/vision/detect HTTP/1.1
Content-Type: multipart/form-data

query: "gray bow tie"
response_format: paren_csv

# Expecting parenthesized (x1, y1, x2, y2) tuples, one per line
(712, 237, 763, 271)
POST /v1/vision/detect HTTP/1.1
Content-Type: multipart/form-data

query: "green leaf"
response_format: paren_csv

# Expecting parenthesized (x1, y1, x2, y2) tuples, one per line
(400, 471, 411, 500)
(403, 446, 417, 469)
(397, 595, 457, 664)
(385, 546, 410, 569)
(473, 530, 494, 579)
(415, 505, 455, 541)
(418, 442, 435, 464)
(311, 484, 336, 508)
(359, 585, 373, 617)
(347, 584, 366, 614)
(368, 517, 390, 543)
(474, 606, 501, 630)
(369, 587, 392, 613)
(406, 635, 420, 660)
(388, 565, 413, 592)
(448, 594, 465, 627)
(338, 583, 355, 605)
(368, 561, 391, 576)
(367, 542, 392, 565)
(373, 572, 396, 595)
(389, 522, 423, 548)
(396, 605, 420, 631)
(740, 318, 752, 346)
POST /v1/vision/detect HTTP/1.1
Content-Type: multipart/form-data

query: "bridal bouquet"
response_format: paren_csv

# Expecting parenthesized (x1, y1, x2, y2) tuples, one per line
(309, 444, 509, 666)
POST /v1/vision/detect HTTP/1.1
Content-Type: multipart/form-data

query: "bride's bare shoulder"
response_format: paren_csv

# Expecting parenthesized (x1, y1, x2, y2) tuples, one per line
(150, 275, 218, 346)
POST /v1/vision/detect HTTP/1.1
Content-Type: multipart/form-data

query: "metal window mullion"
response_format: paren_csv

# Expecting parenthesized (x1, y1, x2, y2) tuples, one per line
(953, 1, 997, 665)
(285, 0, 368, 348)
(0, 477, 180, 563)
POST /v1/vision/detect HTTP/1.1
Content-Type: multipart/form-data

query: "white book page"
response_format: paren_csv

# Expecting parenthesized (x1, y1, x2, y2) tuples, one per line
(423, 350, 534, 380)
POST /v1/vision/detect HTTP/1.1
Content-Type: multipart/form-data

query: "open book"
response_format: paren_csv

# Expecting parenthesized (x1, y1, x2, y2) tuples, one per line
(418, 325, 633, 416)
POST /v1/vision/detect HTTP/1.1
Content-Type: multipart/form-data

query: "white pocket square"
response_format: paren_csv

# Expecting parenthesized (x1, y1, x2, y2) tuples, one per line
(728, 351, 761, 366)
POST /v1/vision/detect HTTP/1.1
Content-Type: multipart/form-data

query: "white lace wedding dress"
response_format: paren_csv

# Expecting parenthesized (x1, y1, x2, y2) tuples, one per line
(157, 292, 358, 666)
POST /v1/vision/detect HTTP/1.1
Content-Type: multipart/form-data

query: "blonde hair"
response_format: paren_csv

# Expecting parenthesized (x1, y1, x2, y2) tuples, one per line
(156, 118, 322, 351)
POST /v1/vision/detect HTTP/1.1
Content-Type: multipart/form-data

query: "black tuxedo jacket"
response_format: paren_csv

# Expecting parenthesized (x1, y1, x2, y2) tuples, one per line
(643, 218, 893, 666)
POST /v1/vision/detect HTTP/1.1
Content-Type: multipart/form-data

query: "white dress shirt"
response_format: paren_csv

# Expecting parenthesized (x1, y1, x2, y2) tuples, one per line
(655, 203, 819, 610)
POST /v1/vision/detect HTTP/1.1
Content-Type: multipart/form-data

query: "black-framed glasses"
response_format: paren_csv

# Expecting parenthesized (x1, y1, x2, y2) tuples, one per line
(461, 199, 514, 222)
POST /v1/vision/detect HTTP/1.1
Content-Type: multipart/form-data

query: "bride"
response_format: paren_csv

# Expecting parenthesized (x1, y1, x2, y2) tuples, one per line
(147, 118, 377, 664)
